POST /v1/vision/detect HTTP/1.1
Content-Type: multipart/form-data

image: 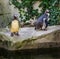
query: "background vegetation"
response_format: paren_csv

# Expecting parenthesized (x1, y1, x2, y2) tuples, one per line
(11, 0, 60, 25)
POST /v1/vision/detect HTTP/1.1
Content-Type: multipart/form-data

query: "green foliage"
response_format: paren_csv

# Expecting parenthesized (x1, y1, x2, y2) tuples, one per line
(11, 0, 39, 22)
(39, 0, 60, 25)
(11, 0, 60, 25)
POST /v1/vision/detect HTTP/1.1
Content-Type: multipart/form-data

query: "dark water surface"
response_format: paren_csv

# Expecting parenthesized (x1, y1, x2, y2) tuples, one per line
(0, 47, 60, 59)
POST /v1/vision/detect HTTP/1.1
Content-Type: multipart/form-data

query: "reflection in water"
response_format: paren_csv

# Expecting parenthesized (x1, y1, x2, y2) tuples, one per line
(0, 47, 60, 59)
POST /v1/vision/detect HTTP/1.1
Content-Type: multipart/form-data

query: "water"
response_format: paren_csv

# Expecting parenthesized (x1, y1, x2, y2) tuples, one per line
(0, 47, 60, 59)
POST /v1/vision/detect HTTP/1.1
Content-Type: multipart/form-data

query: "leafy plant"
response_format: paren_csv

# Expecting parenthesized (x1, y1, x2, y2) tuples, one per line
(39, 0, 60, 25)
(11, 0, 60, 25)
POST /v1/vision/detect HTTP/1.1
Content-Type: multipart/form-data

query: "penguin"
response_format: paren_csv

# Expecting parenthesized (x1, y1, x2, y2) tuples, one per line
(10, 16, 20, 36)
(34, 10, 50, 30)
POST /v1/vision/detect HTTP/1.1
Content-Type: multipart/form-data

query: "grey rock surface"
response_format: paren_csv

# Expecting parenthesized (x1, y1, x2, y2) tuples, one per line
(0, 25, 60, 50)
